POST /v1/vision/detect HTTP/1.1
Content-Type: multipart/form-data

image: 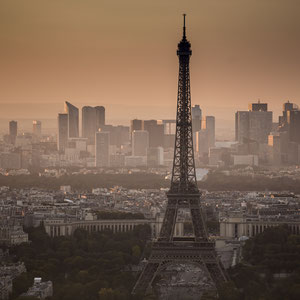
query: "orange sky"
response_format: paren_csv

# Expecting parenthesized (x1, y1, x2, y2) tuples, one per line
(1, 0, 300, 131)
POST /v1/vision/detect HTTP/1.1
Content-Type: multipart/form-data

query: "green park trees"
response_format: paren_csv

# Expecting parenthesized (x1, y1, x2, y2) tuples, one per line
(10, 225, 150, 300)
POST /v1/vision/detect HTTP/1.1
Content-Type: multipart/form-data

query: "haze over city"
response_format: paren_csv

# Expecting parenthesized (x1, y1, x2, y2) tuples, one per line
(1, 0, 300, 135)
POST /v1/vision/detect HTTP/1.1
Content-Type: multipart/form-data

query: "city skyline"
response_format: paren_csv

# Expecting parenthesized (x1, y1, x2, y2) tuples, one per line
(1, 99, 299, 142)
(1, 5, 300, 299)
(1, 0, 300, 128)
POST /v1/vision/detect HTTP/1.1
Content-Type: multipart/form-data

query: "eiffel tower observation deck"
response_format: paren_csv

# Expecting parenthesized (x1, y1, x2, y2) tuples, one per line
(132, 15, 228, 297)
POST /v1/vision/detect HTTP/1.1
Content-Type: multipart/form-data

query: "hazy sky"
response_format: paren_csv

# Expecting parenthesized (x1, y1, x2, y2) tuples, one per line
(1, 0, 300, 129)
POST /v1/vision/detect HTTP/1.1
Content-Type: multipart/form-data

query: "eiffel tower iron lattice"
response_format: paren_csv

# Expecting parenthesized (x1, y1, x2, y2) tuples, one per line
(132, 15, 228, 296)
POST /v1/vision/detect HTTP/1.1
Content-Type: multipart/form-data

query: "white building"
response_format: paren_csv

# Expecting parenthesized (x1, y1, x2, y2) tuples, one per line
(44, 215, 185, 239)
(233, 154, 258, 166)
(23, 278, 53, 299)
(220, 214, 300, 239)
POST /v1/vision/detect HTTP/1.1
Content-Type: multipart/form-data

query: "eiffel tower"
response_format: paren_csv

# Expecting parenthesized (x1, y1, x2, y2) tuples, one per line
(132, 15, 228, 296)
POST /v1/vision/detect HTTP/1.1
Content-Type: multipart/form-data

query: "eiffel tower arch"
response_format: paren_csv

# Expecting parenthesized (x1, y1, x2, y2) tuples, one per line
(132, 15, 228, 296)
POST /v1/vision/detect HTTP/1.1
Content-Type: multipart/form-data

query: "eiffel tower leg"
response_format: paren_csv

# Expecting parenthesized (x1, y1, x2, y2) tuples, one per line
(190, 207, 208, 240)
(158, 207, 177, 241)
(132, 261, 160, 295)
(193, 260, 216, 287)
(205, 260, 229, 286)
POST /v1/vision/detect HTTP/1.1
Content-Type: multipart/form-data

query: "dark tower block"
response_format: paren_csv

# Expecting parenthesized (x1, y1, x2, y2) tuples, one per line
(9, 120, 17, 145)
(95, 106, 105, 130)
(132, 15, 228, 296)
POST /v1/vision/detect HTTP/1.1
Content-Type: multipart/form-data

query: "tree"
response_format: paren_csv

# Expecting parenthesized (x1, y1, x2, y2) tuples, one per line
(98, 288, 115, 300)
(12, 273, 33, 298)
(132, 245, 141, 258)
(14, 297, 40, 300)
(10, 225, 150, 300)
(201, 291, 218, 300)
(218, 281, 242, 300)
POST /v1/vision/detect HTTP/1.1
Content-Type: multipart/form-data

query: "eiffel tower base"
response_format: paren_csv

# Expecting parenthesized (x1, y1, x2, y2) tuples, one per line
(132, 240, 228, 295)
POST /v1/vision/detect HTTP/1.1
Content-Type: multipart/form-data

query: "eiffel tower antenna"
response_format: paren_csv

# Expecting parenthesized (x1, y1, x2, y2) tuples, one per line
(132, 15, 228, 296)
(183, 13, 186, 39)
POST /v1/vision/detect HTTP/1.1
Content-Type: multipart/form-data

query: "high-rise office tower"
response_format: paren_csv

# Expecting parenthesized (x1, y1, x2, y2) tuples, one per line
(115, 125, 130, 147)
(31, 143, 41, 168)
(82, 106, 96, 145)
(82, 106, 106, 144)
(268, 132, 289, 165)
(142, 120, 157, 130)
(195, 129, 209, 154)
(143, 120, 164, 147)
(157, 119, 176, 148)
(287, 110, 300, 144)
(202, 116, 215, 148)
(95, 131, 110, 167)
(95, 106, 105, 130)
(100, 125, 129, 147)
(236, 102, 272, 144)
(64, 101, 79, 138)
(283, 101, 298, 112)
(249, 105, 272, 144)
(130, 119, 143, 135)
(9, 120, 17, 144)
(132, 130, 149, 156)
(279, 101, 299, 129)
(248, 101, 268, 112)
(32, 120, 42, 138)
(192, 104, 202, 132)
(57, 113, 68, 152)
(158, 120, 176, 135)
(235, 111, 249, 142)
